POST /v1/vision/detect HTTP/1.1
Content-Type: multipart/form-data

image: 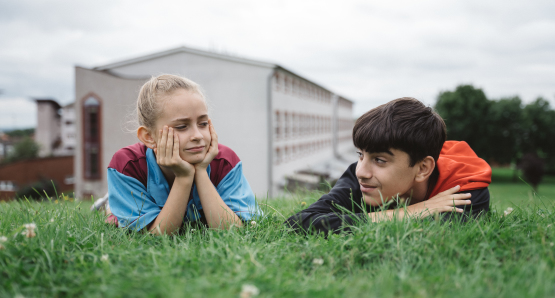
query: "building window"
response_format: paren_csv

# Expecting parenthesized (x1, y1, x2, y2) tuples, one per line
(274, 73, 280, 92)
(0, 181, 16, 191)
(284, 76, 290, 94)
(292, 113, 298, 138)
(275, 111, 281, 139)
(83, 95, 101, 180)
(275, 148, 281, 164)
(284, 112, 290, 139)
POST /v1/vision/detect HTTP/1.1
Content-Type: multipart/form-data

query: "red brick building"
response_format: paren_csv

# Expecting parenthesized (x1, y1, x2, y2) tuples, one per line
(0, 156, 73, 201)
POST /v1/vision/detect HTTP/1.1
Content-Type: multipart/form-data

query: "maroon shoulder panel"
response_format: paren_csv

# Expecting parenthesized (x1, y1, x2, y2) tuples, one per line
(209, 144, 241, 188)
(108, 142, 148, 188)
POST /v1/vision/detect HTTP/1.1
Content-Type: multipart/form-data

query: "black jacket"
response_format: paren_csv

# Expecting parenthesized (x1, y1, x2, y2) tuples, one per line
(285, 162, 490, 234)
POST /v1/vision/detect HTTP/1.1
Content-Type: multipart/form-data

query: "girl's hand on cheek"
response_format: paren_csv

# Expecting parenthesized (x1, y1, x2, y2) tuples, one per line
(154, 126, 195, 178)
(195, 119, 219, 172)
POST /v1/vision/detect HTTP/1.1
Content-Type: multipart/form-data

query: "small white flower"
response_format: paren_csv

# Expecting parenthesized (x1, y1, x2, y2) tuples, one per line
(190, 229, 196, 233)
(101, 254, 109, 262)
(14, 294, 25, 298)
(313, 258, 324, 266)
(0, 236, 7, 243)
(23, 223, 37, 238)
(50, 218, 54, 223)
(550, 242, 554, 247)
(504, 207, 514, 216)
(240, 284, 260, 298)
(250, 221, 257, 227)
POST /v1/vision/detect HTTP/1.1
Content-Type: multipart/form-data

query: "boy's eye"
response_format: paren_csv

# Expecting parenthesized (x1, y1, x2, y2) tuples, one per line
(356, 151, 363, 158)
(199, 122, 209, 127)
(375, 158, 386, 164)
(174, 125, 187, 129)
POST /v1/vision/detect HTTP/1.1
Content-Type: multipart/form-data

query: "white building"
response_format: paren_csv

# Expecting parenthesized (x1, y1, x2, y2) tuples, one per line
(74, 46, 354, 199)
(35, 99, 75, 157)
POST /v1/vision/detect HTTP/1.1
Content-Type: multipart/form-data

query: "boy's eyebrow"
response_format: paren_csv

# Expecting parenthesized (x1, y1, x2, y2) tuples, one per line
(371, 150, 394, 156)
(359, 149, 395, 156)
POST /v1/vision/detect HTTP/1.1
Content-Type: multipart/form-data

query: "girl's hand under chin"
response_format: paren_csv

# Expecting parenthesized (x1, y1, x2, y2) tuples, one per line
(154, 126, 195, 178)
(195, 119, 219, 171)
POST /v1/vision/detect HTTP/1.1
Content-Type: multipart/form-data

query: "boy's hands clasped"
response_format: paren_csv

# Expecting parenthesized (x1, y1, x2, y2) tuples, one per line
(406, 185, 472, 217)
(370, 185, 472, 222)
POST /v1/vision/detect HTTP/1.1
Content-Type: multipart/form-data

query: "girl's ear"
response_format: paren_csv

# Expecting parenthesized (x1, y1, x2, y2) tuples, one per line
(415, 156, 435, 183)
(137, 126, 156, 149)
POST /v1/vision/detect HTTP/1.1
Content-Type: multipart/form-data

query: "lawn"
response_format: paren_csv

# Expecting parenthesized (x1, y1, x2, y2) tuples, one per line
(489, 167, 555, 210)
(0, 170, 554, 297)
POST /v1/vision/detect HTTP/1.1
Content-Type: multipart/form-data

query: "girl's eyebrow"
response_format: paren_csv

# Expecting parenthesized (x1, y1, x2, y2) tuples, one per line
(170, 117, 191, 123)
(171, 114, 209, 122)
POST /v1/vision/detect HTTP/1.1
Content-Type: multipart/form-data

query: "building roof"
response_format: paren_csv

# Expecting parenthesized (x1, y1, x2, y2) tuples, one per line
(94, 45, 276, 71)
(92, 45, 354, 104)
(35, 98, 61, 110)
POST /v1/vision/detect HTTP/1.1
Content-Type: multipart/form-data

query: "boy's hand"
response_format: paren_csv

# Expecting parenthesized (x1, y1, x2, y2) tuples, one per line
(406, 185, 471, 217)
(195, 119, 219, 172)
(154, 126, 195, 178)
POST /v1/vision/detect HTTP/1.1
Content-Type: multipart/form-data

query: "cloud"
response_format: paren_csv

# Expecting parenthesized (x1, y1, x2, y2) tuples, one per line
(0, 0, 554, 123)
(0, 97, 36, 129)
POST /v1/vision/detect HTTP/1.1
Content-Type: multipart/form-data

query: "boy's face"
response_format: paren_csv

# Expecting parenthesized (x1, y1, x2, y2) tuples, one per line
(356, 148, 420, 206)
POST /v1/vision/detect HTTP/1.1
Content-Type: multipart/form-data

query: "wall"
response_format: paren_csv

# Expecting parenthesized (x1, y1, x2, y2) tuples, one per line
(337, 97, 355, 155)
(0, 156, 73, 201)
(270, 71, 338, 194)
(36, 102, 61, 157)
(74, 67, 146, 199)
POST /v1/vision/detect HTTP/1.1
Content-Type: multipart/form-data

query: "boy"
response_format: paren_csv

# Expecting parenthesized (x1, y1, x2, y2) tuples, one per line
(286, 97, 491, 234)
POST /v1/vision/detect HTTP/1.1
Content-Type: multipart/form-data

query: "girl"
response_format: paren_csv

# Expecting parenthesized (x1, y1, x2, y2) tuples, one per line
(106, 74, 262, 235)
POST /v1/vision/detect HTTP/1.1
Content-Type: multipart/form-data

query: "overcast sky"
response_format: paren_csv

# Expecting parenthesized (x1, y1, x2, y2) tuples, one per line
(1, 0, 554, 129)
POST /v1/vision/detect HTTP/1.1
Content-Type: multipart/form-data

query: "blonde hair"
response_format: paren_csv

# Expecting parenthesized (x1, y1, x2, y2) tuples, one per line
(136, 74, 206, 130)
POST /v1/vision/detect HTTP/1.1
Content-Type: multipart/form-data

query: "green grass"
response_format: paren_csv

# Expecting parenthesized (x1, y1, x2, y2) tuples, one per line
(489, 168, 555, 210)
(1, 174, 555, 297)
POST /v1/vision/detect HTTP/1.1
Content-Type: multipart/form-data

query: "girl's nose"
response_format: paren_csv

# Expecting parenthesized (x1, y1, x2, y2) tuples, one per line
(190, 126, 203, 141)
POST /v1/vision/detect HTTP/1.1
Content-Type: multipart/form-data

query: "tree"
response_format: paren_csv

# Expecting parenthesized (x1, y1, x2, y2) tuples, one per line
(521, 98, 555, 173)
(3, 137, 40, 164)
(434, 85, 492, 160)
(486, 97, 523, 164)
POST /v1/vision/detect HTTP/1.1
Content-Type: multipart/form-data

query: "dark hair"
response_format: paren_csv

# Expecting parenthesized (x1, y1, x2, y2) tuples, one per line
(353, 97, 446, 166)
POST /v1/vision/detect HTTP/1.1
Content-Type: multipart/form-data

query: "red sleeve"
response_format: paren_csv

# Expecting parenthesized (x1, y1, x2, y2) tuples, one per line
(209, 144, 241, 188)
(108, 143, 148, 188)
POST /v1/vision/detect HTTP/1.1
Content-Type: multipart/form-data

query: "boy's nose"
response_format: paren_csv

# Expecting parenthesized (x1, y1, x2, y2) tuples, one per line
(355, 160, 373, 180)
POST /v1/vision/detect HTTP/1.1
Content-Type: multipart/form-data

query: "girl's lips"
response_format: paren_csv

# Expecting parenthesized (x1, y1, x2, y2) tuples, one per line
(185, 146, 205, 152)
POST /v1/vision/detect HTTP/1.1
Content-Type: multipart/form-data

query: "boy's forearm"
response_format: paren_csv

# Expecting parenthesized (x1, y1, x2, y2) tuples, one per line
(195, 170, 242, 229)
(368, 208, 416, 222)
(149, 176, 194, 235)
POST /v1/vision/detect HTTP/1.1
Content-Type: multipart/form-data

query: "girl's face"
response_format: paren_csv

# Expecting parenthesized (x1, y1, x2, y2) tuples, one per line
(154, 89, 211, 164)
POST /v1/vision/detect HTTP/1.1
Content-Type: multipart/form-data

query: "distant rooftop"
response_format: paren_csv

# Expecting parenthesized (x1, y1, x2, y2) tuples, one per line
(92, 45, 353, 104)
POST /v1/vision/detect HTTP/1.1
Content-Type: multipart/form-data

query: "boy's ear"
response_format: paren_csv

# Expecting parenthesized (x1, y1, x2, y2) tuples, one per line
(137, 126, 156, 149)
(414, 156, 435, 183)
